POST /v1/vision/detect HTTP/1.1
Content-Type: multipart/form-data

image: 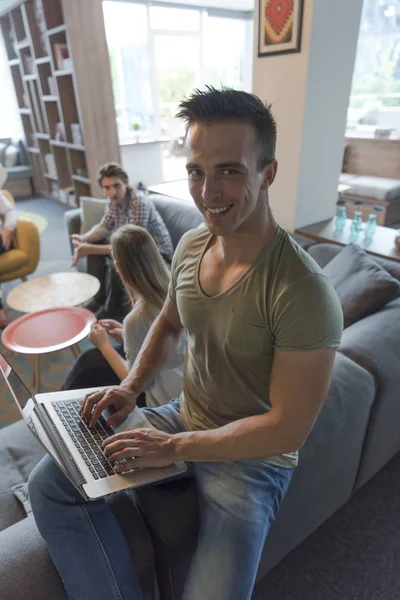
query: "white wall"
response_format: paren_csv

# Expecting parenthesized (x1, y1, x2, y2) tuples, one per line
(253, 0, 312, 231)
(120, 140, 164, 187)
(253, 0, 363, 231)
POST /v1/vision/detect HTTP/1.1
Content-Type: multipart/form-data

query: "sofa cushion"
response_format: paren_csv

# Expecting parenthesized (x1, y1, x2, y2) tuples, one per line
(151, 194, 203, 248)
(80, 196, 108, 234)
(16, 139, 29, 166)
(339, 173, 360, 185)
(0, 420, 45, 532)
(308, 242, 400, 282)
(4, 145, 19, 168)
(343, 174, 400, 202)
(323, 244, 400, 328)
(5, 165, 31, 181)
(0, 142, 7, 164)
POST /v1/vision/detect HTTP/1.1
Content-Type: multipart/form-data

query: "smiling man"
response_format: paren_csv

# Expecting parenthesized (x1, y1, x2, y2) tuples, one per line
(29, 88, 343, 600)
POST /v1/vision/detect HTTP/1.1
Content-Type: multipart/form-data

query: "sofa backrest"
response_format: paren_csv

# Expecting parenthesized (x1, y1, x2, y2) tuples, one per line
(150, 193, 203, 249)
(307, 242, 400, 282)
(0, 138, 28, 168)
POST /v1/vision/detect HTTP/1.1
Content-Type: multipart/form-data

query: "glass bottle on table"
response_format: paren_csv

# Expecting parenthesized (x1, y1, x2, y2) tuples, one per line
(364, 205, 384, 241)
(335, 199, 347, 232)
(372, 204, 385, 225)
(364, 214, 377, 240)
(351, 200, 364, 235)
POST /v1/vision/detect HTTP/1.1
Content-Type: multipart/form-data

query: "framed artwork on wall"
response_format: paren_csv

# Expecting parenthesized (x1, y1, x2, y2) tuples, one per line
(258, 0, 305, 57)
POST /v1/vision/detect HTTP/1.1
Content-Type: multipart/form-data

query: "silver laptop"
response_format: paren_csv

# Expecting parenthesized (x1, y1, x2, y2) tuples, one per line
(0, 354, 187, 500)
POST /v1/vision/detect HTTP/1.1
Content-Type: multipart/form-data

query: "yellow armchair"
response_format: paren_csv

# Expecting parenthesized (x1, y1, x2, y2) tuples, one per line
(0, 190, 40, 284)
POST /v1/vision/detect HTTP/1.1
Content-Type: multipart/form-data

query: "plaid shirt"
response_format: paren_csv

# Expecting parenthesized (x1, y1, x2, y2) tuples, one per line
(99, 192, 173, 260)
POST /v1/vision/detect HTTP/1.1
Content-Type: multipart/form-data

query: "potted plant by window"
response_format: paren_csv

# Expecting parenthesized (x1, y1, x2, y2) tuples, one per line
(132, 122, 140, 143)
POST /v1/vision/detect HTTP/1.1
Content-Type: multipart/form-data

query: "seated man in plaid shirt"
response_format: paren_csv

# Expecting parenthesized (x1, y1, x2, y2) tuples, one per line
(71, 162, 173, 320)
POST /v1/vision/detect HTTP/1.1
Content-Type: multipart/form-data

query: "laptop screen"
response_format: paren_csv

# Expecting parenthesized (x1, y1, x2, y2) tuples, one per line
(0, 352, 35, 411)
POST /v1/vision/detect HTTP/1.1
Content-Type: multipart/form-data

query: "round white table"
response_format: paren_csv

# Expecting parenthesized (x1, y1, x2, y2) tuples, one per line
(6, 272, 100, 313)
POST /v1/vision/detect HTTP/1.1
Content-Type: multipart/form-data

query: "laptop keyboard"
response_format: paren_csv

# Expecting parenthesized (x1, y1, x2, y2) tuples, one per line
(52, 399, 123, 480)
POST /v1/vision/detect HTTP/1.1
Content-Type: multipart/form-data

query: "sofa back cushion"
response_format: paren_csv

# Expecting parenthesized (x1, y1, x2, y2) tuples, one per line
(322, 244, 400, 328)
(80, 196, 108, 234)
(308, 242, 400, 282)
(150, 194, 203, 249)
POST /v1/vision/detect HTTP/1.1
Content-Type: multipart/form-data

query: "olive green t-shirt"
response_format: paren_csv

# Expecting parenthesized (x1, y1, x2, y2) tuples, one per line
(169, 226, 343, 468)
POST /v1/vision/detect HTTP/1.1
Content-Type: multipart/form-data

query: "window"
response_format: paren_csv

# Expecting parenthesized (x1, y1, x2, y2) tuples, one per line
(103, 2, 154, 139)
(348, 0, 400, 134)
(103, 1, 253, 153)
(0, 30, 23, 139)
(203, 14, 250, 91)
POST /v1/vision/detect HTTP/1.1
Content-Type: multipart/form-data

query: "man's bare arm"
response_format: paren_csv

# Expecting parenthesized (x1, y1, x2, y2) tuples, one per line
(172, 348, 336, 462)
(121, 297, 184, 394)
(84, 243, 110, 255)
(83, 297, 183, 426)
(81, 224, 108, 243)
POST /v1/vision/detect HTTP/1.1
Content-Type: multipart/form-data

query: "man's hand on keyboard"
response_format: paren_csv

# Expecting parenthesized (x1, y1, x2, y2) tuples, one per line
(102, 428, 177, 470)
(81, 386, 138, 428)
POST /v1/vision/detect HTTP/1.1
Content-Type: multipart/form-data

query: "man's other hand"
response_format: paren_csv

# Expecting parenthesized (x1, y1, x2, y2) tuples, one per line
(71, 242, 90, 267)
(81, 385, 138, 428)
(102, 428, 177, 470)
(70, 233, 83, 248)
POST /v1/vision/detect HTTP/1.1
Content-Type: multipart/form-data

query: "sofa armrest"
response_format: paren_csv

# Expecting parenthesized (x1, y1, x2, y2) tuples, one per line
(340, 297, 400, 488)
(64, 208, 82, 255)
(0, 516, 67, 600)
(15, 219, 40, 274)
(64, 208, 82, 235)
(340, 297, 400, 384)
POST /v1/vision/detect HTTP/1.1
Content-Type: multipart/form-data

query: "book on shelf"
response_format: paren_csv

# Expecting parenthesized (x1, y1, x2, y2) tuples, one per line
(47, 76, 57, 96)
(30, 134, 39, 149)
(59, 186, 75, 205)
(44, 153, 57, 178)
(74, 167, 88, 178)
(54, 43, 69, 71)
(55, 122, 66, 142)
(23, 55, 35, 75)
(50, 180, 60, 199)
(70, 123, 83, 146)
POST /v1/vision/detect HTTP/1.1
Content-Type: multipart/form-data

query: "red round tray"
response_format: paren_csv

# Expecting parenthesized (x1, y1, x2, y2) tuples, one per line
(1, 307, 96, 354)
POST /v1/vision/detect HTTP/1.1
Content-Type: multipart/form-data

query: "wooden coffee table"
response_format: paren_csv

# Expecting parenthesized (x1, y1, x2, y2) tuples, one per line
(295, 218, 400, 262)
(6, 272, 100, 313)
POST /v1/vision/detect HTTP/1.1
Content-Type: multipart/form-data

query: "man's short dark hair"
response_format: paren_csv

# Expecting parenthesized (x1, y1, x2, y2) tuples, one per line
(97, 162, 129, 187)
(176, 86, 277, 171)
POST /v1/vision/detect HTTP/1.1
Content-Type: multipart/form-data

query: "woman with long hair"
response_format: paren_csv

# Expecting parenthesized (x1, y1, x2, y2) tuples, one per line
(63, 224, 185, 407)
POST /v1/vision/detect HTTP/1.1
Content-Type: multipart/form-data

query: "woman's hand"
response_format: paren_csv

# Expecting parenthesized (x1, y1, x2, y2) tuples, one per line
(99, 319, 124, 343)
(1, 228, 13, 251)
(89, 323, 110, 351)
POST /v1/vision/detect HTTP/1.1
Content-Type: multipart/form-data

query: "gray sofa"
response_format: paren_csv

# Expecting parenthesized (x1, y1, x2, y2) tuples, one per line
(0, 138, 34, 196)
(1, 193, 400, 599)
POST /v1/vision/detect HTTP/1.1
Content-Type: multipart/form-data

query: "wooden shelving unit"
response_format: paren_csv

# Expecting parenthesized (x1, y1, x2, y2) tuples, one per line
(0, 0, 120, 206)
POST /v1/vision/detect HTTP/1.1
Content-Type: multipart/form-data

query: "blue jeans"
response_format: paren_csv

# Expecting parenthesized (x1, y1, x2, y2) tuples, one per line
(28, 400, 294, 600)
